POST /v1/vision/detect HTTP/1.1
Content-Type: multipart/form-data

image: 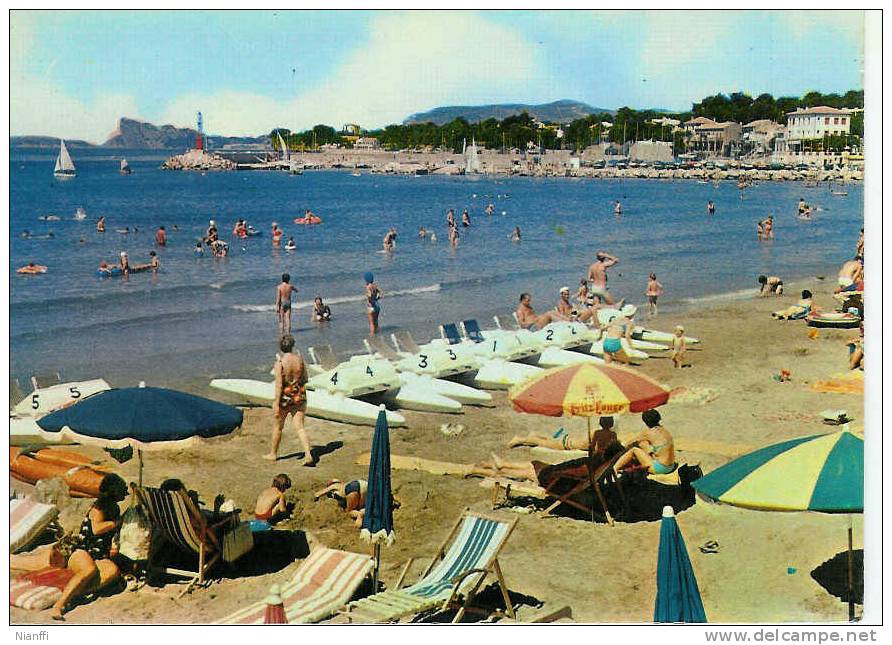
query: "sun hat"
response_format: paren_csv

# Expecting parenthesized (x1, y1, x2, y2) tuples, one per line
(620, 304, 637, 318)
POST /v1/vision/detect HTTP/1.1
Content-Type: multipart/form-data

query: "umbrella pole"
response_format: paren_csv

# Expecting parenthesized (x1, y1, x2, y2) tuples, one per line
(587, 417, 594, 524)
(847, 515, 855, 622)
(373, 542, 381, 592)
(138, 448, 144, 487)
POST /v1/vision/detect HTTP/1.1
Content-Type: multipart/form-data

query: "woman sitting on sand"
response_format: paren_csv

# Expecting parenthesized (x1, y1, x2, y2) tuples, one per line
(613, 409, 676, 476)
(11, 474, 128, 620)
(314, 479, 368, 527)
(255, 474, 292, 525)
(772, 290, 814, 320)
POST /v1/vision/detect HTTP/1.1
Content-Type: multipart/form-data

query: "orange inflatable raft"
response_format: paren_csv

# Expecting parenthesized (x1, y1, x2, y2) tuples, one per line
(294, 215, 322, 225)
(10, 447, 113, 498)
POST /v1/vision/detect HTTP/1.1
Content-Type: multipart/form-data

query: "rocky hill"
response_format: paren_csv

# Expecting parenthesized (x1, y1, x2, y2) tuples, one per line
(10, 136, 96, 149)
(102, 118, 268, 149)
(403, 99, 612, 125)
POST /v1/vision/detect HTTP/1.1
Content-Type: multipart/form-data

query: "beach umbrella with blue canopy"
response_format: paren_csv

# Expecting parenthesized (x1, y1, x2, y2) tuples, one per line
(361, 404, 395, 589)
(691, 429, 863, 620)
(36, 385, 244, 485)
(655, 506, 707, 623)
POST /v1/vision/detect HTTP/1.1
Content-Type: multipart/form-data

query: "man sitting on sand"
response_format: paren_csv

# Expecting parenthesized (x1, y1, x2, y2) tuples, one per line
(516, 292, 568, 330)
(772, 290, 814, 320)
(836, 256, 864, 293)
(555, 286, 593, 322)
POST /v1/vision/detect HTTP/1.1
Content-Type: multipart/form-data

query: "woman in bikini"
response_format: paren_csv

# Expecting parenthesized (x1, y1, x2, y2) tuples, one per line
(613, 409, 676, 476)
(365, 272, 382, 335)
(265, 334, 313, 464)
(314, 479, 368, 527)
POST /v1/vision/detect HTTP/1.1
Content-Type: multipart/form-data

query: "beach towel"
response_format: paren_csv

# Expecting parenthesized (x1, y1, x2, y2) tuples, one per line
(10, 497, 59, 553)
(216, 547, 374, 624)
(10, 567, 73, 610)
(810, 371, 864, 395)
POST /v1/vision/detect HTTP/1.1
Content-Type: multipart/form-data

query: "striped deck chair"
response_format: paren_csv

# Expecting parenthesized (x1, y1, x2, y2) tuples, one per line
(10, 497, 61, 554)
(133, 484, 234, 593)
(216, 548, 375, 624)
(344, 510, 518, 623)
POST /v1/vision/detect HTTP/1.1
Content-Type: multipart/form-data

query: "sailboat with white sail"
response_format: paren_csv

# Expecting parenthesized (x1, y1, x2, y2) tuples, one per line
(277, 130, 302, 174)
(464, 138, 481, 174)
(54, 139, 76, 179)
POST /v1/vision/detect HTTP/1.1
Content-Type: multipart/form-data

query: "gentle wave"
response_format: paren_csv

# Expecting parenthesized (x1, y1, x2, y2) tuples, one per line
(679, 288, 759, 306)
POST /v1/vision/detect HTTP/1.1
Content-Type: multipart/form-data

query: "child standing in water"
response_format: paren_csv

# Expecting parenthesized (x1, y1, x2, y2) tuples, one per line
(672, 326, 687, 369)
(645, 273, 664, 317)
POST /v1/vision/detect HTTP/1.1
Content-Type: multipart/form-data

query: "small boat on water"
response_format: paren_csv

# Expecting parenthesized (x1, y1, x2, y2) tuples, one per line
(53, 139, 76, 179)
(120, 159, 132, 174)
(352, 170, 362, 177)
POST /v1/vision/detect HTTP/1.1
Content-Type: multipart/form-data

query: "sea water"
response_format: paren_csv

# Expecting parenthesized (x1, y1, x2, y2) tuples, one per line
(9, 148, 863, 392)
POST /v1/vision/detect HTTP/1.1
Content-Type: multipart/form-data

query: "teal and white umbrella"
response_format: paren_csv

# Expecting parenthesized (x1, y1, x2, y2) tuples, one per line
(692, 429, 863, 620)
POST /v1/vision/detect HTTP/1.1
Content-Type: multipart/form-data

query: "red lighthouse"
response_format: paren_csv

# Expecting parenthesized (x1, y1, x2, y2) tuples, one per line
(196, 111, 204, 150)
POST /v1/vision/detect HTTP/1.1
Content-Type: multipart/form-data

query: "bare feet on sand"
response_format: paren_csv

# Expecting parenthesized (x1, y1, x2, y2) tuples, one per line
(262, 453, 278, 461)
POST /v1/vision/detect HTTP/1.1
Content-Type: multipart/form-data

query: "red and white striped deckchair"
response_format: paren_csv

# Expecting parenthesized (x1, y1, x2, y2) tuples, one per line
(216, 547, 374, 624)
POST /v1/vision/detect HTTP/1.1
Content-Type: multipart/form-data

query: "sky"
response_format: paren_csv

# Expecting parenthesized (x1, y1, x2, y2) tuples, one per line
(10, 9, 865, 142)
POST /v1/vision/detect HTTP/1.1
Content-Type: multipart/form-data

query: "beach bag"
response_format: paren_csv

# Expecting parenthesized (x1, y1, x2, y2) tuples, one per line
(118, 502, 152, 561)
(222, 521, 254, 563)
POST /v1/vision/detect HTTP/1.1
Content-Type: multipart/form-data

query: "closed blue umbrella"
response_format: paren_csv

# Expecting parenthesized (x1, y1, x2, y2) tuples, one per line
(361, 405, 394, 589)
(36, 386, 244, 484)
(654, 506, 707, 623)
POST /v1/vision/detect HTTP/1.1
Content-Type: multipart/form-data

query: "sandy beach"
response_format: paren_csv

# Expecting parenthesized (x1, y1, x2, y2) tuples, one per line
(10, 276, 864, 625)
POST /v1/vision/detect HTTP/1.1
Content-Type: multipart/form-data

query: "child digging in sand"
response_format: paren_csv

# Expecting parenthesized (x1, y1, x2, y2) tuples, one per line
(255, 474, 292, 525)
(672, 326, 687, 368)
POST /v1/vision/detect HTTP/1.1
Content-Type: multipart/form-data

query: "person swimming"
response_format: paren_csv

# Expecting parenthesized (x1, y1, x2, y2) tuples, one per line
(285, 236, 296, 251)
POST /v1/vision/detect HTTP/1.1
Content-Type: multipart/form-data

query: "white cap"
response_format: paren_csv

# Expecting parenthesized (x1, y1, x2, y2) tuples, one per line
(662, 505, 675, 518)
(120, 251, 128, 257)
(560, 286, 570, 294)
(621, 304, 637, 318)
(209, 220, 216, 226)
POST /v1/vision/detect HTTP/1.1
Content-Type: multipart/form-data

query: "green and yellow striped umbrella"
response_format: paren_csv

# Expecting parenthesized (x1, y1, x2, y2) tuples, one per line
(691, 429, 863, 513)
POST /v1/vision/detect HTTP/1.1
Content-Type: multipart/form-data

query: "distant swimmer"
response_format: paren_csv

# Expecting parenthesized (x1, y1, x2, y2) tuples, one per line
(418, 226, 427, 239)
(117, 227, 130, 235)
(587, 251, 619, 305)
(211, 239, 229, 257)
(614, 200, 623, 216)
(276, 273, 298, 334)
(17, 262, 47, 274)
(758, 275, 784, 297)
(429, 232, 438, 243)
(446, 209, 455, 228)
(271, 222, 283, 247)
(461, 209, 470, 227)
(485, 203, 494, 215)
(448, 225, 459, 247)
(119, 251, 130, 275)
(516, 293, 568, 330)
(798, 198, 807, 215)
(194, 242, 204, 256)
(364, 272, 382, 335)
(96, 217, 106, 233)
(312, 296, 332, 323)
(20, 230, 31, 239)
(509, 226, 521, 242)
(285, 236, 297, 251)
(383, 227, 397, 252)
(758, 215, 774, 239)
(155, 226, 167, 246)
(149, 251, 160, 272)
(206, 220, 218, 244)
(707, 200, 716, 215)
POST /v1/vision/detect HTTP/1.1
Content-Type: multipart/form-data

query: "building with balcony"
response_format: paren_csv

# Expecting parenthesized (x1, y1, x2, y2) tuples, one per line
(784, 106, 853, 152)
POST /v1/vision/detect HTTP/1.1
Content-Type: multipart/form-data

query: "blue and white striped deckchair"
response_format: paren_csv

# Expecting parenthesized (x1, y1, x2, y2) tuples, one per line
(344, 510, 518, 623)
(134, 484, 231, 593)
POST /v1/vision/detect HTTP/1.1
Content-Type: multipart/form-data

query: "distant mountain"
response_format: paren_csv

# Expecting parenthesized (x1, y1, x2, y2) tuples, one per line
(102, 118, 267, 149)
(10, 136, 97, 149)
(403, 100, 614, 125)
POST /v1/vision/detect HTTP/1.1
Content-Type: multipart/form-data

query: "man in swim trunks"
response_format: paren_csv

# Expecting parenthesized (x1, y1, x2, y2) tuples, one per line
(276, 273, 297, 334)
(155, 226, 167, 246)
(614, 200, 622, 215)
(836, 256, 863, 293)
(707, 200, 715, 215)
(516, 293, 568, 330)
(96, 217, 105, 233)
(587, 251, 619, 305)
(383, 228, 396, 252)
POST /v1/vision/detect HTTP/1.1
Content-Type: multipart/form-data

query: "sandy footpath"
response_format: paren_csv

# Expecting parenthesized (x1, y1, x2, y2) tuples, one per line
(11, 277, 865, 624)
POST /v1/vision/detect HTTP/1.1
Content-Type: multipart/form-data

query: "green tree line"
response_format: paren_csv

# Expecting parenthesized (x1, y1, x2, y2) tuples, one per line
(270, 89, 863, 153)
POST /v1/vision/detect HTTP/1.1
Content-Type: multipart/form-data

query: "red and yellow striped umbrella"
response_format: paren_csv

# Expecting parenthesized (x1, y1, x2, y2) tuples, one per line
(508, 363, 670, 418)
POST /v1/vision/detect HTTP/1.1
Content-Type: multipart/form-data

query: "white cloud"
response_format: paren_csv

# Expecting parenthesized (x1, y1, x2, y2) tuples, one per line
(158, 11, 543, 135)
(10, 12, 142, 143)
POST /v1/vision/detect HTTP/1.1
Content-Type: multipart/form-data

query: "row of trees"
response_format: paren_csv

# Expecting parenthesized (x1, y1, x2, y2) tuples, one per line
(269, 89, 864, 153)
